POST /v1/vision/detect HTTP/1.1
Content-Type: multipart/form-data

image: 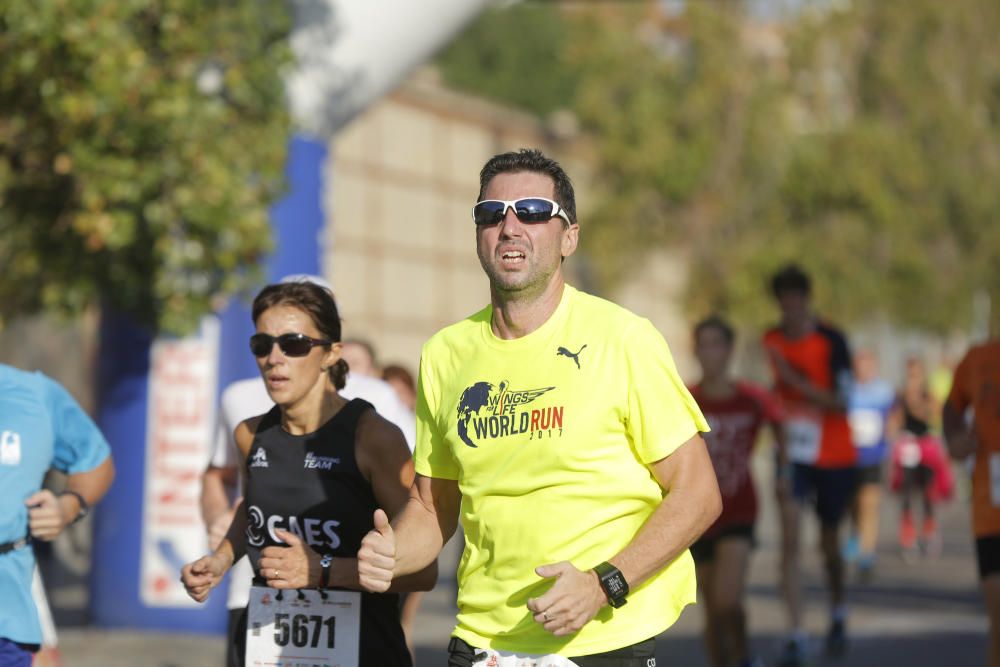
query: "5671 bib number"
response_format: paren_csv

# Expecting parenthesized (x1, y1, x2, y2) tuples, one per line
(246, 586, 360, 666)
(272, 612, 337, 649)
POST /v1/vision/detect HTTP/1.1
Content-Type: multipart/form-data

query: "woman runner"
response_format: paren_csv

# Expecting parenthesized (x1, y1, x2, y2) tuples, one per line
(181, 281, 435, 666)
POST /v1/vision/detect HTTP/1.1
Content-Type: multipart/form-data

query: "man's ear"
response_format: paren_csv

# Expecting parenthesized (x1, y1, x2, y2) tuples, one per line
(561, 223, 579, 259)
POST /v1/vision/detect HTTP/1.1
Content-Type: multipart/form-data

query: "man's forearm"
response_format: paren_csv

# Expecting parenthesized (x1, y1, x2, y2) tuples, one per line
(942, 402, 976, 459)
(609, 476, 721, 589)
(610, 437, 721, 589)
(329, 556, 438, 592)
(794, 377, 846, 412)
(392, 495, 454, 577)
(65, 457, 115, 509)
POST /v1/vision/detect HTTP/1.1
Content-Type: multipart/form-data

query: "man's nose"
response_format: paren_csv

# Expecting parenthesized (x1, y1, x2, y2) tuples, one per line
(498, 206, 524, 236)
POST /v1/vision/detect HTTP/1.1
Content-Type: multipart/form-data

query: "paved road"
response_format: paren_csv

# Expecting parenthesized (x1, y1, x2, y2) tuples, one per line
(49, 459, 986, 666)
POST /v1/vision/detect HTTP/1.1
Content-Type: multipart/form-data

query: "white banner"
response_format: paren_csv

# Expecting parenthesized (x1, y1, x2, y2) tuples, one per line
(289, 0, 492, 136)
(140, 317, 220, 607)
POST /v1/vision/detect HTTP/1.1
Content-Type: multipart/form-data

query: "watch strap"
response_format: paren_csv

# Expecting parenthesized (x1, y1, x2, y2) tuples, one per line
(319, 554, 333, 589)
(60, 490, 89, 524)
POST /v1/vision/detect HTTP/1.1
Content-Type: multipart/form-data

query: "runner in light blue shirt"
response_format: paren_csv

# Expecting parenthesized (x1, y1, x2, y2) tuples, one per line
(844, 350, 896, 577)
(0, 364, 114, 666)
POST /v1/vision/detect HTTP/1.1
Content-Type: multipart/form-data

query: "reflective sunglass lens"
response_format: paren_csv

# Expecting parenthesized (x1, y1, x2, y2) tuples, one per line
(513, 199, 554, 223)
(473, 201, 505, 226)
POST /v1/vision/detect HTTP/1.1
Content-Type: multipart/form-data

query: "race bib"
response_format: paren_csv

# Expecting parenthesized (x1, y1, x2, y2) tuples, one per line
(849, 409, 884, 448)
(898, 436, 922, 469)
(785, 407, 822, 464)
(991, 453, 1000, 507)
(246, 586, 360, 667)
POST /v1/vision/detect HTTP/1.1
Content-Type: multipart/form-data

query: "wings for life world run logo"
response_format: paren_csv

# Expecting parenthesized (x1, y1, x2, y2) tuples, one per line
(456, 380, 564, 447)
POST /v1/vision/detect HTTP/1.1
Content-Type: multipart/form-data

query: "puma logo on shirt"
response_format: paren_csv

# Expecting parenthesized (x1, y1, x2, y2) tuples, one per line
(556, 344, 588, 369)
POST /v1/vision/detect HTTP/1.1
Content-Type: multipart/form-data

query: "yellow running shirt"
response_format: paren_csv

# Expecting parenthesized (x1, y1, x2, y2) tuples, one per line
(414, 285, 709, 656)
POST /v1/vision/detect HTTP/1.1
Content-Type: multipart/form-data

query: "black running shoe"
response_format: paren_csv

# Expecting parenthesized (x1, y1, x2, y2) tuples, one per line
(777, 639, 808, 667)
(826, 618, 848, 658)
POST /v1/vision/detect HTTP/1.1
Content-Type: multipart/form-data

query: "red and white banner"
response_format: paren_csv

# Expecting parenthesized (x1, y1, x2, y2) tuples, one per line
(140, 317, 220, 607)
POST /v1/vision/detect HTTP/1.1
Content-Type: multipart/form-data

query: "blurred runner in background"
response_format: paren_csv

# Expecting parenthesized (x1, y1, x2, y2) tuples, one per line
(0, 364, 115, 667)
(763, 264, 856, 666)
(943, 337, 1000, 667)
(844, 349, 896, 580)
(889, 356, 953, 561)
(689, 315, 783, 667)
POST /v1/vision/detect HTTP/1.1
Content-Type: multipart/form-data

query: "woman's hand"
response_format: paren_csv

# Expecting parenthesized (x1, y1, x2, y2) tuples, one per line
(180, 551, 232, 603)
(258, 529, 320, 589)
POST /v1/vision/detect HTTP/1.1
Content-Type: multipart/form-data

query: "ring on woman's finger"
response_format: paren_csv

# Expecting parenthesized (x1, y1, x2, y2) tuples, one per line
(274, 568, 280, 579)
(542, 611, 549, 622)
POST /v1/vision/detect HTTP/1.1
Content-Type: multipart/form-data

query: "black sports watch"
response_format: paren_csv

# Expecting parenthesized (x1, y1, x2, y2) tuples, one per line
(60, 490, 89, 525)
(593, 561, 629, 608)
(319, 554, 333, 589)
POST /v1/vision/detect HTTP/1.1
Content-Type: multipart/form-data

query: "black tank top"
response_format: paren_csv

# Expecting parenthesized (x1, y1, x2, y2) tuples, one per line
(901, 394, 930, 437)
(244, 398, 410, 667)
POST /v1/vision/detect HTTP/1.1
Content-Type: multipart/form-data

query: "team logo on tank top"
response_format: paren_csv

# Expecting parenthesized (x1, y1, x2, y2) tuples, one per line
(250, 447, 269, 468)
(304, 452, 339, 470)
(246, 505, 267, 546)
(456, 380, 564, 447)
(246, 503, 342, 549)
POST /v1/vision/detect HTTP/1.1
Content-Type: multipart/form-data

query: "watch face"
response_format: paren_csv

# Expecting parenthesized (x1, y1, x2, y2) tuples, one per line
(604, 572, 626, 597)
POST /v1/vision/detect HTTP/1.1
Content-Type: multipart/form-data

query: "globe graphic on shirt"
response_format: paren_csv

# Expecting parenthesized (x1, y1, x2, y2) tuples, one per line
(456, 382, 496, 448)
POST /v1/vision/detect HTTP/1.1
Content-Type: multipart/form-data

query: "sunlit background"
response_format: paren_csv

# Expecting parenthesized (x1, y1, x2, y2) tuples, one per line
(0, 0, 995, 664)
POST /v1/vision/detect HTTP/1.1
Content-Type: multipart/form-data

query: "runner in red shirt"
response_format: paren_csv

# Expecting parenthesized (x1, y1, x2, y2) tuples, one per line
(690, 316, 783, 667)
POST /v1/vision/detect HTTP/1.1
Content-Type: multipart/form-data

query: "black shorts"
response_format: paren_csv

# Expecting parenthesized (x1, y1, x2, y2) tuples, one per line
(447, 636, 656, 667)
(977, 535, 1000, 579)
(901, 464, 934, 490)
(690, 523, 755, 565)
(856, 463, 882, 486)
(791, 464, 858, 527)
(229, 607, 248, 667)
(227, 608, 245, 667)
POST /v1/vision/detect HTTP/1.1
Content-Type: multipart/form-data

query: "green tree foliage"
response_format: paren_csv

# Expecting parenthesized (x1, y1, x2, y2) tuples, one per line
(0, 0, 292, 334)
(567, 4, 793, 330)
(435, 2, 582, 118)
(437, 0, 1000, 334)
(776, 0, 1000, 332)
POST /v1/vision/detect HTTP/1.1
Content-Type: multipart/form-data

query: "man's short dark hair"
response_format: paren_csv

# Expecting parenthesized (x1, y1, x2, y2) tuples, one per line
(478, 148, 577, 225)
(770, 264, 812, 298)
(694, 315, 735, 347)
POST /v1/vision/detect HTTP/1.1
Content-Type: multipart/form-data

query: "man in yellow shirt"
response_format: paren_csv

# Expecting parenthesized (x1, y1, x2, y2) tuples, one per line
(358, 148, 722, 666)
